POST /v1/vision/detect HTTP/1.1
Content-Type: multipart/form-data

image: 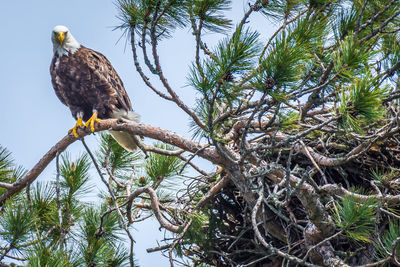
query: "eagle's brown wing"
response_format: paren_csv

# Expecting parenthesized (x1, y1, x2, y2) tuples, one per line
(50, 46, 132, 121)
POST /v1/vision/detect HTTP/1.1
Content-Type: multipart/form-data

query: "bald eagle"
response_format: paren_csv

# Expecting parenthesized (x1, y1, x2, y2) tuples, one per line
(50, 25, 139, 151)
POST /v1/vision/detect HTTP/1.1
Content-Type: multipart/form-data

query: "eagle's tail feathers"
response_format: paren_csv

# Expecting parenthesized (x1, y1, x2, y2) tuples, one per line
(110, 110, 141, 152)
(109, 130, 139, 152)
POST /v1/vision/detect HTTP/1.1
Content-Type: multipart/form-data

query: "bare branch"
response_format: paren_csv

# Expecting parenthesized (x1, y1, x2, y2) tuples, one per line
(251, 179, 321, 267)
(126, 187, 180, 232)
(195, 173, 230, 210)
(0, 182, 13, 190)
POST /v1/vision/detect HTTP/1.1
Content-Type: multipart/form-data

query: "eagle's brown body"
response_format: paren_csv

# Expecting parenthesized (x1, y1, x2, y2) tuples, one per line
(50, 46, 132, 122)
(50, 25, 139, 151)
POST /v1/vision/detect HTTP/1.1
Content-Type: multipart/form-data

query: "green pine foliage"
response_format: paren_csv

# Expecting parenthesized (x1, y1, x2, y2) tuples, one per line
(338, 74, 386, 133)
(30, 182, 57, 234)
(0, 146, 14, 182)
(382, 34, 400, 76)
(258, 31, 310, 89)
(188, 0, 232, 33)
(27, 244, 75, 267)
(374, 220, 400, 263)
(78, 206, 128, 266)
(0, 147, 137, 266)
(96, 133, 143, 178)
(184, 212, 208, 245)
(117, 0, 188, 39)
(371, 168, 400, 193)
(334, 8, 357, 39)
(188, 25, 261, 138)
(145, 143, 184, 182)
(253, 12, 329, 95)
(175, 212, 210, 258)
(333, 34, 375, 79)
(176, 207, 225, 259)
(216, 27, 261, 83)
(0, 202, 33, 257)
(354, 0, 400, 31)
(0, 146, 26, 196)
(288, 14, 328, 51)
(260, 0, 304, 21)
(189, 25, 260, 98)
(333, 195, 377, 243)
(279, 110, 300, 129)
(60, 153, 92, 199)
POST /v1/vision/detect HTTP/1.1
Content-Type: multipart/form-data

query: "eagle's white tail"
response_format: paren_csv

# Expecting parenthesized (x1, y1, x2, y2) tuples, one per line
(110, 110, 141, 152)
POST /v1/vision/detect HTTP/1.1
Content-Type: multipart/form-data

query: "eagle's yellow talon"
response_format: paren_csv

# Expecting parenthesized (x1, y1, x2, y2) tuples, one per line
(84, 112, 101, 133)
(68, 118, 84, 138)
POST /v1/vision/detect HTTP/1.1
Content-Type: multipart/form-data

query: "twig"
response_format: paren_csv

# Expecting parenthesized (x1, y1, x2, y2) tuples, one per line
(149, 22, 206, 131)
(195, 174, 230, 210)
(356, 256, 391, 267)
(357, 0, 398, 35)
(320, 184, 400, 204)
(251, 178, 321, 267)
(168, 218, 193, 267)
(354, 0, 368, 37)
(300, 140, 328, 184)
(130, 29, 173, 101)
(81, 138, 136, 267)
(95, 207, 116, 237)
(1, 226, 57, 250)
(392, 237, 400, 265)
(144, 145, 184, 156)
(141, 13, 157, 74)
(177, 154, 208, 176)
(147, 243, 172, 253)
(380, 208, 400, 220)
(104, 145, 126, 188)
(240, 255, 273, 267)
(303, 230, 343, 262)
(1, 253, 26, 261)
(125, 187, 180, 232)
(55, 151, 64, 248)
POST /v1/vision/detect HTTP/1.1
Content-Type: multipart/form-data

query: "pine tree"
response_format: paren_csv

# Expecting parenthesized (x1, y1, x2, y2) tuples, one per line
(2, 0, 400, 266)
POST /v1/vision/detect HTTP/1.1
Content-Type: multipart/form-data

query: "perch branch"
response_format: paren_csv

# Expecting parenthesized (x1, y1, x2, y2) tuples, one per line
(0, 119, 228, 205)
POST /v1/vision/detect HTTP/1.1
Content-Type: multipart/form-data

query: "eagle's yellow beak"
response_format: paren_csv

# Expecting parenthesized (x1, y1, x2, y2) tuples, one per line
(57, 32, 65, 45)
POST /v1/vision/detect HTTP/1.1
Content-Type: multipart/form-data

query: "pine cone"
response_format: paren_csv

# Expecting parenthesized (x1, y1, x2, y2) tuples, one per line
(138, 176, 146, 185)
(264, 77, 275, 89)
(223, 72, 234, 82)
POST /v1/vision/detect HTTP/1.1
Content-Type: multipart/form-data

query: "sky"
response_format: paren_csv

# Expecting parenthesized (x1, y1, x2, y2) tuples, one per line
(0, 1, 274, 266)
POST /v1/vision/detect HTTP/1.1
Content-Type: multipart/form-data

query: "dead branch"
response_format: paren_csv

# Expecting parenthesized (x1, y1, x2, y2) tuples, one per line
(126, 187, 180, 233)
(195, 173, 230, 210)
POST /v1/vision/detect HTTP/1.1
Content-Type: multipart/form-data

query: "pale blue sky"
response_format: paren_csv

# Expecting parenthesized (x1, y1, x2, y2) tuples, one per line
(0, 1, 274, 265)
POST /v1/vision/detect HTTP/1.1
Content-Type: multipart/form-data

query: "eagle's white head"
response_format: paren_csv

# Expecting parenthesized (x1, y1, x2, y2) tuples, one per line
(51, 25, 80, 56)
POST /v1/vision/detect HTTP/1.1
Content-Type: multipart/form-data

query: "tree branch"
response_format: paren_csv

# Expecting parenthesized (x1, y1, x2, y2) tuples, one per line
(126, 186, 180, 232)
(0, 119, 228, 205)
